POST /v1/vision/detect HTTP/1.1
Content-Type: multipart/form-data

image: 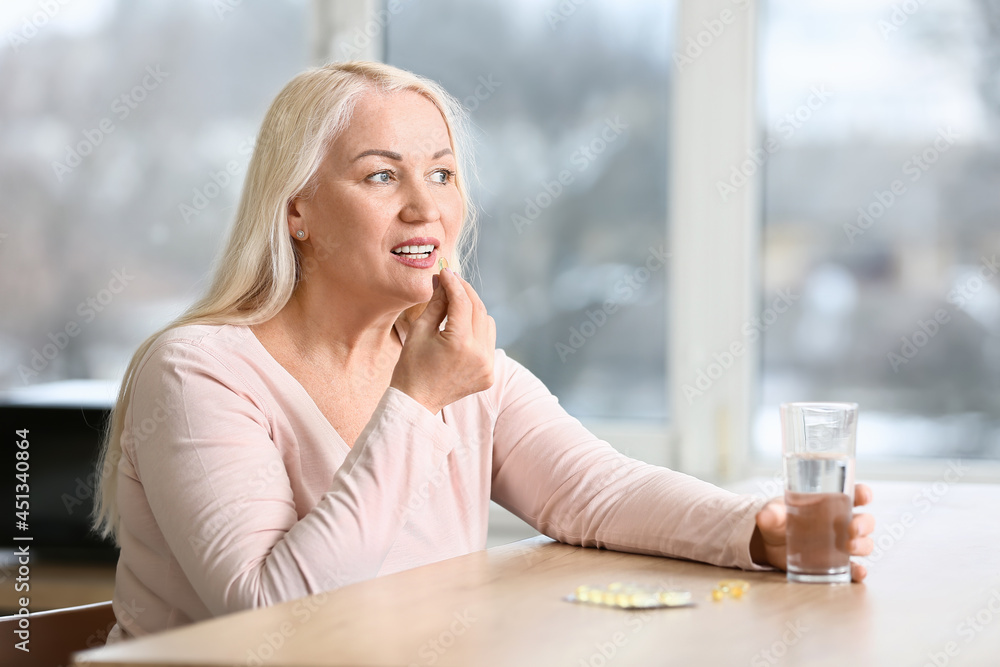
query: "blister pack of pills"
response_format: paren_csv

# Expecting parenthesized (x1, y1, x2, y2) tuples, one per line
(565, 582, 694, 609)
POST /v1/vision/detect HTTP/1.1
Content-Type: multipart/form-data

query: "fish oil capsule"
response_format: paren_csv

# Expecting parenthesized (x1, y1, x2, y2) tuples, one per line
(438, 257, 449, 271)
(719, 580, 750, 596)
(712, 580, 750, 601)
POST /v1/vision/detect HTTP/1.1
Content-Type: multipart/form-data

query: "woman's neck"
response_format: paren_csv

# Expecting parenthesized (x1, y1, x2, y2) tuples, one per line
(254, 285, 403, 372)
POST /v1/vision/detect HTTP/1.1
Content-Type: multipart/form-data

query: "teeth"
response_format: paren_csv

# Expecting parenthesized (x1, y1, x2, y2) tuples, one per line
(393, 244, 435, 255)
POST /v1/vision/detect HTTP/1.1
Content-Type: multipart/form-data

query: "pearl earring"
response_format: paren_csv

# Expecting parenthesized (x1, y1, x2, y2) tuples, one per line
(295, 230, 305, 239)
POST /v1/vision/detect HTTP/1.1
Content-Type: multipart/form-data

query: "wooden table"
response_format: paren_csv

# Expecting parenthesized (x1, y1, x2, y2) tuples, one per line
(73, 481, 1000, 666)
(0, 562, 116, 614)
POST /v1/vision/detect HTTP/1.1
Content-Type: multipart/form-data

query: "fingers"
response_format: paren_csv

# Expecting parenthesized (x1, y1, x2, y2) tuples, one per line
(454, 272, 489, 339)
(848, 536, 873, 557)
(392, 267, 495, 412)
(486, 314, 497, 350)
(849, 487, 875, 561)
(443, 270, 492, 344)
(414, 273, 449, 330)
(437, 269, 472, 335)
(845, 510, 875, 558)
(849, 512, 875, 540)
(851, 560, 868, 583)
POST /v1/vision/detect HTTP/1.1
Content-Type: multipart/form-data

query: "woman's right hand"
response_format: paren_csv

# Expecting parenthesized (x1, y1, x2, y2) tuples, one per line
(390, 268, 497, 414)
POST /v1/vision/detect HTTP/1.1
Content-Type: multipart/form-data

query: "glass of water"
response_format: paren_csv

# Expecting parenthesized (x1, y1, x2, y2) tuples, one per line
(781, 402, 858, 584)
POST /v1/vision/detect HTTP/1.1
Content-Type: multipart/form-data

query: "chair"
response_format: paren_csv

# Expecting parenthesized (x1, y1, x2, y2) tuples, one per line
(0, 601, 116, 666)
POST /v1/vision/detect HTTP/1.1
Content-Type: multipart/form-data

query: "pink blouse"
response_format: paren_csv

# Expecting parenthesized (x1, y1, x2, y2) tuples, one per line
(107, 322, 769, 641)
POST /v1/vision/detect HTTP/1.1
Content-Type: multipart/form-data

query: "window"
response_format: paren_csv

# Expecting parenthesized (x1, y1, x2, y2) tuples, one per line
(386, 0, 673, 422)
(757, 0, 1000, 462)
(0, 0, 308, 399)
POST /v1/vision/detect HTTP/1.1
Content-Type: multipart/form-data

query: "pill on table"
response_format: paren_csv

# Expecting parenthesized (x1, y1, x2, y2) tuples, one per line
(658, 591, 692, 606)
(567, 582, 694, 609)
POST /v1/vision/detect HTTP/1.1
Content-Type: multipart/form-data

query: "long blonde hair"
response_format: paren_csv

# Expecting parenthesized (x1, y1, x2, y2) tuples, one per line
(92, 61, 479, 542)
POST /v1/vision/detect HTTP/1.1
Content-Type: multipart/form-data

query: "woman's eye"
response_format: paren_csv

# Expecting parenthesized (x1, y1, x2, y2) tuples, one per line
(431, 169, 455, 184)
(367, 171, 393, 184)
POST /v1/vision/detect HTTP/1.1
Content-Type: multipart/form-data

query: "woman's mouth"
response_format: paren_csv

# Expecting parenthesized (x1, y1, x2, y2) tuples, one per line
(390, 244, 438, 269)
(390, 244, 436, 259)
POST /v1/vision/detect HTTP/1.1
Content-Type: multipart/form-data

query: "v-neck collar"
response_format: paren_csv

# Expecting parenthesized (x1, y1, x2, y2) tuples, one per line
(240, 317, 407, 455)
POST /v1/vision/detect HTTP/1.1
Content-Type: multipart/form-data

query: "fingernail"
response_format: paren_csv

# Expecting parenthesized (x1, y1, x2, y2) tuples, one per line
(432, 275, 440, 289)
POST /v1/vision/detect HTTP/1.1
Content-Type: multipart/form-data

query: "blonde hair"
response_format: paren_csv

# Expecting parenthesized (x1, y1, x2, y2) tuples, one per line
(92, 61, 479, 541)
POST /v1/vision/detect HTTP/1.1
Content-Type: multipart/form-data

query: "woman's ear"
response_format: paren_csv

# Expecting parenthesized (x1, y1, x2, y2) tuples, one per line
(287, 196, 306, 238)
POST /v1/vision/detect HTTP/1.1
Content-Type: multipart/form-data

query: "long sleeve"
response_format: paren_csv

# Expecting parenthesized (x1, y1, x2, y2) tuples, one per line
(489, 350, 771, 571)
(125, 336, 463, 617)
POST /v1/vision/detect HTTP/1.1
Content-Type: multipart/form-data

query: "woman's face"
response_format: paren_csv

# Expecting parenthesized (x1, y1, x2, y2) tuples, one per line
(291, 89, 463, 310)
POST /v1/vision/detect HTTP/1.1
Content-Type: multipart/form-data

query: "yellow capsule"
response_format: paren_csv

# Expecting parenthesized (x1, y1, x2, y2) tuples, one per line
(438, 257, 449, 271)
(575, 585, 590, 599)
(615, 593, 631, 607)
(587, 589, 604, 604)
(601, 591, 616, 606)
(730, 586, 744, 599)
(608, 582, 623, 591)
(711, 588, 724, 602)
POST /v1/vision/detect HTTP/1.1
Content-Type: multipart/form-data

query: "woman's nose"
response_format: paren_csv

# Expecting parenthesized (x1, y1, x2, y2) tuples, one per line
(399, 181, 441, 224)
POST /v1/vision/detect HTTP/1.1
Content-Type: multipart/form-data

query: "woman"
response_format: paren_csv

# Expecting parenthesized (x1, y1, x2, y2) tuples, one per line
(93, 61, 875, 642)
